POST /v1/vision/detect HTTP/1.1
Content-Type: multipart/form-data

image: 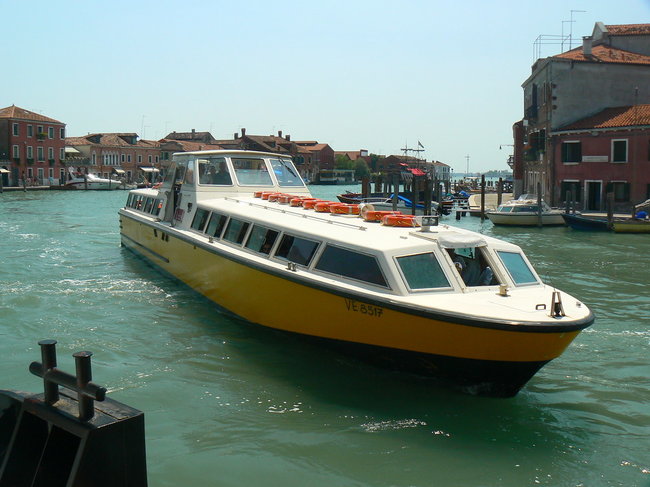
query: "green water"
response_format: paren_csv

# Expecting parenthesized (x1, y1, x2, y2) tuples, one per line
(1, 187, 648, 487)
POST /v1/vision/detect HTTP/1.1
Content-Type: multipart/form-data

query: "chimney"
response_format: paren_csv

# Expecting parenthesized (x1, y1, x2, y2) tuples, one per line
(191, 128, 196, 139)
(285, 134, 290, 141)
(234, 132, 238, 139)
(583, 36, 593, 57)
(278, 130, 282, 138)
(241, 127, 246, 136)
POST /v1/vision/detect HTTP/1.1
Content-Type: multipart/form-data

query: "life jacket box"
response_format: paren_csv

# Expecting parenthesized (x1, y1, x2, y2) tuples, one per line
(0, 389, 147, 487)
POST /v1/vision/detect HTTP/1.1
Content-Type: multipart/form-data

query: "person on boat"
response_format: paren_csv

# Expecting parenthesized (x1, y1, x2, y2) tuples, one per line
(202, 162, 232, 185)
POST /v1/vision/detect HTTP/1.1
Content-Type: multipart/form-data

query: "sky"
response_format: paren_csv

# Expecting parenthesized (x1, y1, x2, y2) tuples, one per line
(2, 0, 650, 173)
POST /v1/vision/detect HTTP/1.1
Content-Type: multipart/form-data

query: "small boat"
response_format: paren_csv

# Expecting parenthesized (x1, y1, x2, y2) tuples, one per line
(486, 195, 565, 226)
(119, 150, 593, 397)
(561, 213, 610, 231)
(562, 208, 650, 233)
(65, 173, 127, 190)
(466, 193, 514, 217)
(338, 192, 452, 215)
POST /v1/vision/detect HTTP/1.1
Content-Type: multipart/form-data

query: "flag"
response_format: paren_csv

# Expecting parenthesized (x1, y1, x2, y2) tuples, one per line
(417, 141, 424, 149)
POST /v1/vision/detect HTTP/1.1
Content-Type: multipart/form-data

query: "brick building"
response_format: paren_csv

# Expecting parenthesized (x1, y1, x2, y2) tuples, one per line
(65, 133, 161, 183)
(0, 105, 66, 186)
(553, 104, 650, 211)
(516, 22, 650, 207)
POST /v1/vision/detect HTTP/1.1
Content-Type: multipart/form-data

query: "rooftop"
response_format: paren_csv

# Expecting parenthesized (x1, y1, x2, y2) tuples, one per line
(554, 44, 650, 65)
(0, 105, 63, 124)
(559, 104, 650, 130)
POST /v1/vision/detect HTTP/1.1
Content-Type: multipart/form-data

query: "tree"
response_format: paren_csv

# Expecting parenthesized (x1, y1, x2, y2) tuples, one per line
(335, 154, 354, 170)
(354, 159, 371, 180)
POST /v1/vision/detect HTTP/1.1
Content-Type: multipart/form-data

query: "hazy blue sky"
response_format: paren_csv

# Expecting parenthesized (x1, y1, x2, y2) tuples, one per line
(3, 0, 649, 172)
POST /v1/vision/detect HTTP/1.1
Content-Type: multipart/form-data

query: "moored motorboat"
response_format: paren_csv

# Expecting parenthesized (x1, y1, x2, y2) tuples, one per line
(562, 213, 609, 231)
(65, 173, 127, 190)
(486, 195, 565, 226)
(118, 150, 593, 396)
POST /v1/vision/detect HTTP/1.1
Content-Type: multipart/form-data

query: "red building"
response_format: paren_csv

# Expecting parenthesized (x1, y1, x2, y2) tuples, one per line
(553, 104, 650, 211)
(0, 105, 66, 186)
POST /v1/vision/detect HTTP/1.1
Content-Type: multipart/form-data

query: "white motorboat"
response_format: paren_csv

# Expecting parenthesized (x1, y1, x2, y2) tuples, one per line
(64, 173, 127, 190)
(486, 195, 565, 226)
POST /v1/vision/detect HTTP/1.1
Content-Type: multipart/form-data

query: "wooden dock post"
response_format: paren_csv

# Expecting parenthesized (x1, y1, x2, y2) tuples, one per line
(536, 182, 543, 228)
(480, 175, 486, 222)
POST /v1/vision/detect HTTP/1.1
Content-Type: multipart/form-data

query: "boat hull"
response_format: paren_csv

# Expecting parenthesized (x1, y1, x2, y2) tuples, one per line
(486, 212, 565, 226)
(562, 213, 609, 231)
(613, 221, 650, 233)
(120, 214, 587, 396)
(65, 181, 123, 190)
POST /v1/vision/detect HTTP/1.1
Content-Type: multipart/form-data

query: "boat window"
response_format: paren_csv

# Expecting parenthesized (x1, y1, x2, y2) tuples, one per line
(275, 234, 319, 266)
(126, 194, 135, 207)
(446, 247, 497, 286)
(513, 205, 537, 212)
(184, 159, 195, 184)
(223, 218, 250, 244)
(270, 158, 304, 187)
(397, 252, 450, 290)
(245, 225, 279, 254)
(134, 195, 144, 210)
(198, 157, 232, 186)
(496, 251, 538, 285)
(173, 160, 187, 184)
(498, 206, 513, 213)
(143, 197, 154, 213)
(232, 158, 273, 186)
(152, 199, 163, 216)
(316, 245, 388, 287)
(191, 208, 210, 232)
(205, 213, 228, 238)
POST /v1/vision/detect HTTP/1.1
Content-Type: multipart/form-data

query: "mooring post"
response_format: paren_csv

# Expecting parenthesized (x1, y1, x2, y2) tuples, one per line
(537, 182, 543, 228)
(480, 175, 486, 222)
(38, 339, 59, 404)
(73, 351, 94, 421)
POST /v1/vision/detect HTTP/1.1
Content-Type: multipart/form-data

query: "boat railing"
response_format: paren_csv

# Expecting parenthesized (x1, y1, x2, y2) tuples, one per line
(225, 197, 368, 231)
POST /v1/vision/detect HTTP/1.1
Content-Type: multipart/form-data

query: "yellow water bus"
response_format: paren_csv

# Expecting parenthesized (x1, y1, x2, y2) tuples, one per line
(119, 150, 594, 396)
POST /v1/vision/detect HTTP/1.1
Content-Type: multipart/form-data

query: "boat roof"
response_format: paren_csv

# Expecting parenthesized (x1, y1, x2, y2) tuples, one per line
(201, 195, 520, 255)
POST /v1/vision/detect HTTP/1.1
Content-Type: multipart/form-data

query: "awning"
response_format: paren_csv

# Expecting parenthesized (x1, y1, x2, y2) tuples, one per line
(139, 167, 159, 173)
(437, 232, 486, 249)
(112, 168, 125, 174)
(65, 147, 81, 154)
(409, 168, 427, 177)
(0, 168, 10, 174)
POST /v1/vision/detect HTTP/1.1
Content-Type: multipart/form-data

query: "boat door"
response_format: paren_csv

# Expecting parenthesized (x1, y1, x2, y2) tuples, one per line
(584, 180, 602, 211)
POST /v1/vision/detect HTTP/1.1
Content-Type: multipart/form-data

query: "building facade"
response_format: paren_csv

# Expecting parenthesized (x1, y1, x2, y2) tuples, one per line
(516, 22, 650, 205)
(553, 104, 650, 211)
(0, 105, 66, 186)
(65, 133, 161, 183)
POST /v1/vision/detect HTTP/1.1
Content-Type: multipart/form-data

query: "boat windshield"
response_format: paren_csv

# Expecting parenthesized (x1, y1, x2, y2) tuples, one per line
(496, 251, 538, 285)
(232, 158, 273, 186)
(270, 158, 304, 187)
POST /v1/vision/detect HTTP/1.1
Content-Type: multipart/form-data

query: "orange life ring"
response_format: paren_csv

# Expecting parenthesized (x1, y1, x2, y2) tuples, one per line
(290, 197, 306, 207)
(253, 191, 264, 198)
(330, 203, 360, 215)
(260, 191, 277, 200)
(278, 194, 297, 204)
(302, 199, 322, 210)
(267, 193, 284, 202)
(314, 201, 334, 212)
(363, 210, 402, 222)
(381, 214, 420, 227)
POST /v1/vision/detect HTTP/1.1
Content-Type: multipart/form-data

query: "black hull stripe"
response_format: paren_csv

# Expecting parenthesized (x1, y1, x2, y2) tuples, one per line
(120, 212, 594, 334)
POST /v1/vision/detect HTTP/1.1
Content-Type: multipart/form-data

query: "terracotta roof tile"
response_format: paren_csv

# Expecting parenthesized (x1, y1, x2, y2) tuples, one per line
(555, 44, 650, 65)
(560, 104, 650, 130)
(605, 24, 650, 36)
(0, 105, 63, 124)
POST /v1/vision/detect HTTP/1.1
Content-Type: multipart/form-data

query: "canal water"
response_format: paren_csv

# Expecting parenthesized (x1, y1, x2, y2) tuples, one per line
(0, 186, 648, 487)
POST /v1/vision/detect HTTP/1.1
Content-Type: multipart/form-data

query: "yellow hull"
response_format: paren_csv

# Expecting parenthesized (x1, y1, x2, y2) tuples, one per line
(120, 214, 585, 396)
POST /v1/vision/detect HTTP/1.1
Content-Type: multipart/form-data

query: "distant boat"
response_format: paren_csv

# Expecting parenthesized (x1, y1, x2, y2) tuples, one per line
(486, 195, 565, 226)
(337, 192, 451, 215)
(561, 213, 609, 231)
(64, 173, 127, 190)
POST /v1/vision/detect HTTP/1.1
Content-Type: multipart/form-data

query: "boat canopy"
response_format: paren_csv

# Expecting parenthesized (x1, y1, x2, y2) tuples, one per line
(437, 232, 486, 249)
